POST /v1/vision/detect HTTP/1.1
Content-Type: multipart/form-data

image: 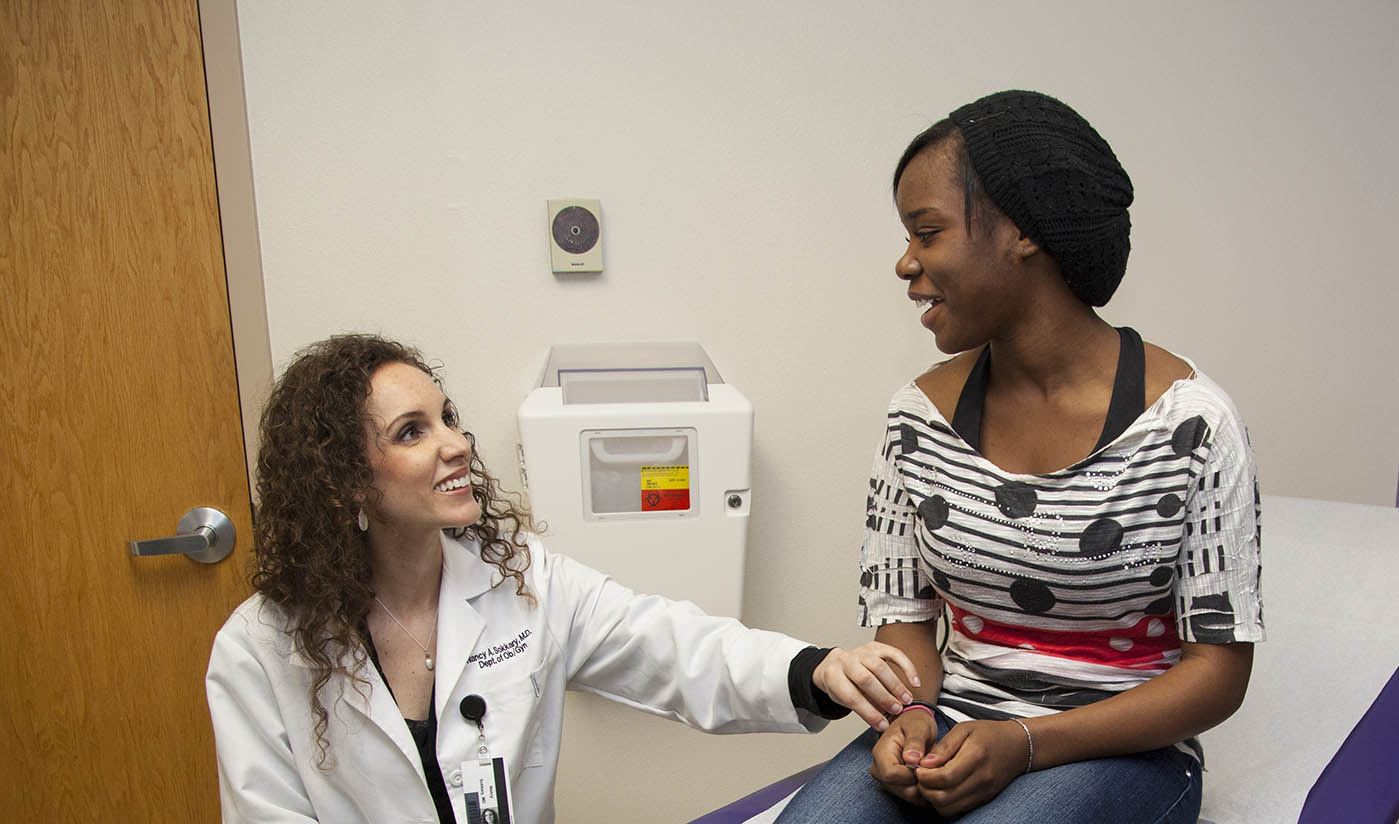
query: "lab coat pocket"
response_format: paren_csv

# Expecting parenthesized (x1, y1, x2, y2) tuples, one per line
(476, 661, 548, 770)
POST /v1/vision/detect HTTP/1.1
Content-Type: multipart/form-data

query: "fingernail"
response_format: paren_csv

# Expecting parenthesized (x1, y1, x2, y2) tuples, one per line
(901, 692, 913, 704)
(876, 719, 889, 732)
(890, 703, 903, 714)
(912, 677, 922, 687)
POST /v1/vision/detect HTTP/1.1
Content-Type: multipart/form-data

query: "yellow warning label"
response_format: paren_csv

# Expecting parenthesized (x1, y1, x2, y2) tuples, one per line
(640, 465, 690, 511)
(641, 465, 689, 490)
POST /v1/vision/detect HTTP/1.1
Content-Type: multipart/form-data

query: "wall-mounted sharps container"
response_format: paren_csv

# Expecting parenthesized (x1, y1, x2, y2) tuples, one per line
(517, 343, 752, 618)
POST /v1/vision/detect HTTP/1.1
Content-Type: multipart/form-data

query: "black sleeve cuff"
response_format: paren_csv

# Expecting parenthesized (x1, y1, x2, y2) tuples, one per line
(787, 646, 853, 720)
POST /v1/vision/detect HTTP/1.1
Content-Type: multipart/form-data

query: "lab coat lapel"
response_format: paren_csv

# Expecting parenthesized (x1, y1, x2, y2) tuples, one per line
(329, 644, 424, 775)
(435, 532, 493, 719)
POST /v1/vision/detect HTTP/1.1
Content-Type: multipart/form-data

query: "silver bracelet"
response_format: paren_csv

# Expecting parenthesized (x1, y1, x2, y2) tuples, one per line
(1011, 718, 1034, 773)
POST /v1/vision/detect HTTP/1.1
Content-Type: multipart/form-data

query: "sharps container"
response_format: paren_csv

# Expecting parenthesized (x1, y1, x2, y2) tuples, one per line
(517, 342, 753, 617)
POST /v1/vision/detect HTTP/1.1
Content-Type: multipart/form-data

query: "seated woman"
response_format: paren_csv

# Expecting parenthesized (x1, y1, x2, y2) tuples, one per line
(776, 90, 1263, 823)
(206, 334, 917, 824)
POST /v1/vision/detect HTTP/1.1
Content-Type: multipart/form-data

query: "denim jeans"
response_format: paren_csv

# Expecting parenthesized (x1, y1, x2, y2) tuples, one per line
(775, 714, 1202, 824)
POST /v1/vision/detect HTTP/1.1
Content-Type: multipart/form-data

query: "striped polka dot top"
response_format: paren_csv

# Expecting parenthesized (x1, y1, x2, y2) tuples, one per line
(858, 360, 1263, 761)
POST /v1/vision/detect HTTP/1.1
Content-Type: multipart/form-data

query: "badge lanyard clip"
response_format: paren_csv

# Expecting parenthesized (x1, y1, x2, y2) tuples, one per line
(460, 694, 492, 765)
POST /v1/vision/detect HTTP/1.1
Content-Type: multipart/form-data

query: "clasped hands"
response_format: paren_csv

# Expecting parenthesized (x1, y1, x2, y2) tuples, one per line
(871, 710, 1030, 815)
(811, 642, 1028, 814)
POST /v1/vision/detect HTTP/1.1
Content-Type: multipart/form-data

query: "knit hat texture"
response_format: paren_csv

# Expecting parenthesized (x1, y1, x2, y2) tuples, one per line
(949, 90, 1133, 306)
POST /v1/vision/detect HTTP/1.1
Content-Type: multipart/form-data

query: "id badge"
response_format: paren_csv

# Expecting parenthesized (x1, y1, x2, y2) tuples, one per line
(452, 756, 515, 824)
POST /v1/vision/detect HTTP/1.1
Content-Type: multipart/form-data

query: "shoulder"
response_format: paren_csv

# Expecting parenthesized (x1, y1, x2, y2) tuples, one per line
(513, 532, 599, 602)
(911, 349, 980, 421)
(1143, 342, 1194, 408)
(512, 531, 549, 570)
(1145, 348, 1245, 424)
(520, 534, 655, 641)
(1174, 370, 1248, 424)
(216, 593, 290, 642)
(1152, 359, 1255, 459)
(208, 594, 299, 675)
(445, 528, 545, 595)
(527, 533, 613, 587)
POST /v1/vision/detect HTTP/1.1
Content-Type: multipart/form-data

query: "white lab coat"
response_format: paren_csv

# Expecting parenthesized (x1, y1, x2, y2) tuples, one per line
(206, 533, 826, 823)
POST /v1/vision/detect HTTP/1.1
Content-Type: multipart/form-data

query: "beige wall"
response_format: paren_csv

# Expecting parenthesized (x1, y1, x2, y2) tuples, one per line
(229, 1, 1399, 819)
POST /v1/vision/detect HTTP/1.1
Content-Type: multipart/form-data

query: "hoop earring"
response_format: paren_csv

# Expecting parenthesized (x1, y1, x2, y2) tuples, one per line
(357, 508, 369, 532)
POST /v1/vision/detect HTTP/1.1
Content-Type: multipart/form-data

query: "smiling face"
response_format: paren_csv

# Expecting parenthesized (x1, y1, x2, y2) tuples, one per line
(362, 361, 481, 541)
(894, 140, 1030, 354)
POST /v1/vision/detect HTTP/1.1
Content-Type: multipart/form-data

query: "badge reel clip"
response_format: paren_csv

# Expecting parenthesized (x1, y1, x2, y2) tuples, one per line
(455, 694, 516, 823)
(460, 694, 492, 765)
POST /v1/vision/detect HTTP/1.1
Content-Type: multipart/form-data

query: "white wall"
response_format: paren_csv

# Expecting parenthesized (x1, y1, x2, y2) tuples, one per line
(234, 1, 1399, 820)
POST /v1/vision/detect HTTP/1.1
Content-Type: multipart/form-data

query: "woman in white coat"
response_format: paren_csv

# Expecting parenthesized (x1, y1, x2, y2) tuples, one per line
(206, 334, 917, 824)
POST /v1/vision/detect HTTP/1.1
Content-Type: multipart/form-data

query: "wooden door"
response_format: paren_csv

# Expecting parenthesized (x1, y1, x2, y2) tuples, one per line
(2, 0, 254, 820)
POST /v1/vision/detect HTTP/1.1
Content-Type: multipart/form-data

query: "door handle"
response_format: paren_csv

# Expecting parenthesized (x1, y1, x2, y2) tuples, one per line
(128, 506, 236, 564)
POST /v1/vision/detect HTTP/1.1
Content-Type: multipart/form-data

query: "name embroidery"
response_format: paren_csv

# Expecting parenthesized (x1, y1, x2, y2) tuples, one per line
(468, 628, 531, 669)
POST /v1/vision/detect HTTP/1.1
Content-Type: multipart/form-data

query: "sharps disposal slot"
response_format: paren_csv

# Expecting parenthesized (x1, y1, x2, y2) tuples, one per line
(583, 428, 696, 517)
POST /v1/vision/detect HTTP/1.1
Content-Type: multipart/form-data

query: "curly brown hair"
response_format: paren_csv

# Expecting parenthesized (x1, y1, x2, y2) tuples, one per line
(250, 333, 534, 765)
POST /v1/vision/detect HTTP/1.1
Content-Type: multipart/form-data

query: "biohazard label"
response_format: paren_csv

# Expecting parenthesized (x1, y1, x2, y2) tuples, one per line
(640, 465, 690, 511)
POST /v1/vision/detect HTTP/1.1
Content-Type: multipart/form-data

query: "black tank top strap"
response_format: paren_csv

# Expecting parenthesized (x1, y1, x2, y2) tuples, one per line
(950, 345, 992, 451)
(1093, 326, 1146, 452)
(950, 327, 1145, 457)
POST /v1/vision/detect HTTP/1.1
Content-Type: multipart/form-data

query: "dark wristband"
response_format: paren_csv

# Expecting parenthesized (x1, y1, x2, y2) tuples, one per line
(788, 646, 853, 720)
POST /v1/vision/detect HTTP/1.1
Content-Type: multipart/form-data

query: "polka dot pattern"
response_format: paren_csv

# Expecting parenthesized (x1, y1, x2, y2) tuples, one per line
(1149, 566, 1174, 587)
(933, 569, 952, 592)
(900, 424, 919, 456)
(994, 481, 1038, 519)
(1171, 416, 1208, 457)
(1156, 493, 1182, 518)
(1079, 518, 1124, 555)
(919, 495, 950, 530)
(1009, 578, 1056, 614)
(1188, 593, 1237, 643)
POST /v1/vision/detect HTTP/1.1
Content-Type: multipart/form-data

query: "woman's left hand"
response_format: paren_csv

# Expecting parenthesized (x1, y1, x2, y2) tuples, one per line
(811, 641, 920, 730)
(911, 719, 1028, 816)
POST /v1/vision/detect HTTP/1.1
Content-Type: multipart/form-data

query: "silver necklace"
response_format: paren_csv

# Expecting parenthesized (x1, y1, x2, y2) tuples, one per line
(373, 595, 439, 671)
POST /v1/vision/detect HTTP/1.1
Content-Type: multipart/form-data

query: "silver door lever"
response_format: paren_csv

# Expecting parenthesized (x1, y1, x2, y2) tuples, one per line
(129, 506, 235, 564)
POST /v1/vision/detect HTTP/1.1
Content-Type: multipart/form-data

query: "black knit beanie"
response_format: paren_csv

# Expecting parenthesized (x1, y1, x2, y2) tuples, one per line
(949, 90, 1133, 306)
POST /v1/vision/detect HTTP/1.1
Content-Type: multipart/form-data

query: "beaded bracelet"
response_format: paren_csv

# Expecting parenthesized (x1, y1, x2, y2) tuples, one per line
(1010, 718, 1034, 773)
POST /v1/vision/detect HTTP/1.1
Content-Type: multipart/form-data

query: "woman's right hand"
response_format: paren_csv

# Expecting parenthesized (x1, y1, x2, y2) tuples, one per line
(811, 641, 920, 730)
(868, 707, 940, 806)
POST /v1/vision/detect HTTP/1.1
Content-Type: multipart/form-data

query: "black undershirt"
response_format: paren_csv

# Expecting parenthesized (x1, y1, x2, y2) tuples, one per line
(951, 326, 1146, 457)
(363, 629, 457, 824)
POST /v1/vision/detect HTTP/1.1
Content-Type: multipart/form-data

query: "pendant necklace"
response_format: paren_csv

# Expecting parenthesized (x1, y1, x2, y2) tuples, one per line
(374, 595, 439, 671)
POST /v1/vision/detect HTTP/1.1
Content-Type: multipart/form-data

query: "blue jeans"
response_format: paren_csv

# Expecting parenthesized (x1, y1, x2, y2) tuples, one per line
(775, 715, 1201, 824)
